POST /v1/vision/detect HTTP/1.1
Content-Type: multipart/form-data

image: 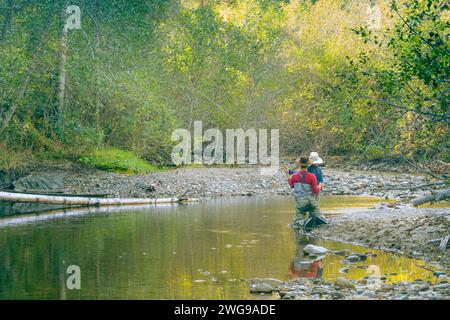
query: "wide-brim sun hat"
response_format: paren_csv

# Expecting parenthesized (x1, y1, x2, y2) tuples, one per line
(309, 152, 323, 165)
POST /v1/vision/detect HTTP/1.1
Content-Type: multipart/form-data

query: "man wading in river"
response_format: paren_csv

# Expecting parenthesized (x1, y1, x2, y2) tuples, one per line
(284, 156, 327, 232)
(288, 152, 325, 195)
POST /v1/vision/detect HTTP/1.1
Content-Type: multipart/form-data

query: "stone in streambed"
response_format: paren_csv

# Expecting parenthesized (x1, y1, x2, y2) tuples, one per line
(303, 244, 328, 255)
(332, 249, 350, 256)
(339, 267, 349, 274)
(364, 252, 377, 258)
(432, 283, 450, 290)
(260, 278, 284, 287)
(361, 290, 377, 298)
(433, 271, 447, 278)
(357, 254, 368, 261)
(335, 277, 355, 289)
(345, 255, 361, 263)
(279, 291, 297, 300)
(249, 282, 274, 293)
(135, 181, 156, 192)
(248, 278, 284, 293)
(376, 284, 394, 293)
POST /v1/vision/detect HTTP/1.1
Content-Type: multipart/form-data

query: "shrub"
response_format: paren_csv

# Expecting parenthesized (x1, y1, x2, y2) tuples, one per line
(0, 144, 33, 171)
(365, 145, 385, 161)
(79, 148, 159, 174)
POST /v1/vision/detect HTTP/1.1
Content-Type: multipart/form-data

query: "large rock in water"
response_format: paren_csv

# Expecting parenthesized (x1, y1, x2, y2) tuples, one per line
(303, 244, 328, 255)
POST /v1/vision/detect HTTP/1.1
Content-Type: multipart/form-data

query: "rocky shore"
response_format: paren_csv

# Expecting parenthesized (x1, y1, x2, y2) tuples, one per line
(248, 275, 450, 300)
(246, 243, 449, 300)
(311, 207, 449, 269)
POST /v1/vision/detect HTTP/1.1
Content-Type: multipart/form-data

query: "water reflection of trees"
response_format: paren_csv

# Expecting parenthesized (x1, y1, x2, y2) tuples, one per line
(0, 199, 439, 299)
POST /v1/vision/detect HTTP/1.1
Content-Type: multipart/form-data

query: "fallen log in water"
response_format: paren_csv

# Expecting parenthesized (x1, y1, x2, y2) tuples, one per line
(0, 191, 200, 206)
(412, 188, 450, 207)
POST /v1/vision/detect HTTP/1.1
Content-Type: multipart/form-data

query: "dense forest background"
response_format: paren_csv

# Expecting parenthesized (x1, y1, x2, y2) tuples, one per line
(0, 0, 448, 171)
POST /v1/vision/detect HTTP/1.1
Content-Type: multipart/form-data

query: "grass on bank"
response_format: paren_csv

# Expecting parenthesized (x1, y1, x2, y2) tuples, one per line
(0, 145, 33, 171)
(79, 148, 160, 174)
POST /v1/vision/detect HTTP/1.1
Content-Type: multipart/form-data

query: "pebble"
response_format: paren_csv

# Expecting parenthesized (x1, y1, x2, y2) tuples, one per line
(433, 283, 450, 290)
(303, 244, 328, 255)
(361, 290, 377, 298)
(339, 268, 349, 273)
(249, 283, 274, 293)
(377, 283, 394, 292)
(333, 249, 350, 256)
(335, 277, 355, 289)
(345, 255, 361, 263)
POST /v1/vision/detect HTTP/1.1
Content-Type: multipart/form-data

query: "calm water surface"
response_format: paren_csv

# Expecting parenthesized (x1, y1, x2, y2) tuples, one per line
(0, 196, 439, 299)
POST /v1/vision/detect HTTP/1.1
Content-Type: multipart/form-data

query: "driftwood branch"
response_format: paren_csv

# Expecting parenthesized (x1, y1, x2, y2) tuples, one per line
(428, 235, 450, 252)
(0, 191, 199, 206)
(403, 158, 447, 181)
(439, 235, 450, 252)
(412, 189, 450, 207)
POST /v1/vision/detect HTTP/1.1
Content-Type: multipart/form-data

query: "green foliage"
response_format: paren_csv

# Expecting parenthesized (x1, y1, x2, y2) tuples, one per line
(79, 148, 159, 174)
(0, 0, 447, 171)
(351, 0, 449, 160)
(365, 145, 385, 161)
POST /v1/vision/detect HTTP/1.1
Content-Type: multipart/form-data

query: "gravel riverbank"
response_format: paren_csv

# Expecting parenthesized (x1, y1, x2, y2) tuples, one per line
(311, 208, 449, 269)
(59, 164, 442, 201)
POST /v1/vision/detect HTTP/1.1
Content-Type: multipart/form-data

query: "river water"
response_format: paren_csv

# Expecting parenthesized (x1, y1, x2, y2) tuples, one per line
(0, 196, 439, 299)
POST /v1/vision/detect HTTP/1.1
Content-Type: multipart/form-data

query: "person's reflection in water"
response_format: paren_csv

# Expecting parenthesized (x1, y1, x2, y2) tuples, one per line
(288, 233, 324, 279)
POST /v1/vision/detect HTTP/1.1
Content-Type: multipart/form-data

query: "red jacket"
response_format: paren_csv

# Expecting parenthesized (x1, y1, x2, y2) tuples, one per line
(288, 170, 320, 194)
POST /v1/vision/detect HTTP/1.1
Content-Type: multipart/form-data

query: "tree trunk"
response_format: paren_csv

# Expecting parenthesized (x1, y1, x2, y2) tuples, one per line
(58, 3, 68, 122)
(94, 0, 103, 142)
(412, 189, 450, 207)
